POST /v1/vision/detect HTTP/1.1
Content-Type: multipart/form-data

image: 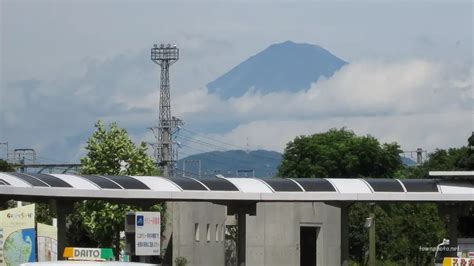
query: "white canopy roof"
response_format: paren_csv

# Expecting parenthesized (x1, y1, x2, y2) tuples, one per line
(0, 172, 473, 202)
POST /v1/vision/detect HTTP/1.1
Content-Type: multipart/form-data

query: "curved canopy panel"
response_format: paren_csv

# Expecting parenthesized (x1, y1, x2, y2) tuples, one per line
(400, 179, 439, 192)
(0, 172, 473, 202)
(327, 178, 372, 193)
(0, 173, 31, 187)
(130, 176, 181, 192)
(259, 178, 303, 192)
(290, 178, 336, 192)
(363, 179, 405, 192)
(78, 175, 122, 189)
(58, 174, 102, 190)
(194, 177, 239, 191)
(438, 180, 474, 194)
(225, 178, 273, 193)
(8, 173, 50, 187)
(167, 177, 208, 191)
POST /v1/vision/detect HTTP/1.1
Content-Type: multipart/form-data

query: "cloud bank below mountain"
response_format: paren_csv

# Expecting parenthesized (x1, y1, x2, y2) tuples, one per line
(1, 48, 472, 162)
(140, 59, 473, 155)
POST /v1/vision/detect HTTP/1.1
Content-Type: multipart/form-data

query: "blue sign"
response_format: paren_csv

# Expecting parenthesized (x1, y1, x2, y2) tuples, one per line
(136, 215, 144, 227)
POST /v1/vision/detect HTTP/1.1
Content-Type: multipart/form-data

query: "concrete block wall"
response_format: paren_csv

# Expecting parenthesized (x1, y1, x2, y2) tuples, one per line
(246, 202, 341, 266)
(170, 202, 227, 266)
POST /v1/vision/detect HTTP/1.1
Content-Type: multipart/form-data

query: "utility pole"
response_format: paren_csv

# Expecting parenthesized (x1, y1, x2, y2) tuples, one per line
(183, 159, 202, 177)
(236, 169, 255, 178)
(13, 148, 36, 173)
(0, 142, 8, 160)
(400, 148, 427, 165)
(367, 203, 376, 266)
(416, 148, 423, 165)
(151, 44, 183, 178)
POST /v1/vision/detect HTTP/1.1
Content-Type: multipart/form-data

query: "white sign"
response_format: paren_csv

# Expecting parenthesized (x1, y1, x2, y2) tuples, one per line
(37, 223, 58, 262)
(135, 212, 160, 256)
(69, 248, 101, 260)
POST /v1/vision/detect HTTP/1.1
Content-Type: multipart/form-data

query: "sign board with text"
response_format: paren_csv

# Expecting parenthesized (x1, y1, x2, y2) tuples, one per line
(442, 257, 474, 266)
(0, 204, 36, 266)
(135, 211, 160, 256)
(37, 223, 58, 262)
(63, 247, 113, 261)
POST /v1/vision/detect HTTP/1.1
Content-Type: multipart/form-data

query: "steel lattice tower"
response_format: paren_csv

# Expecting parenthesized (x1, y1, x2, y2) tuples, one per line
(151, 44, 182, 177)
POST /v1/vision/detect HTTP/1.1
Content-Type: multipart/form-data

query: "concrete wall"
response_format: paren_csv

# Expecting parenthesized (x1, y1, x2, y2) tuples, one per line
(246, 202, 341, 266)
(170, 202, 227, 266)
(168, 201, 340, 266)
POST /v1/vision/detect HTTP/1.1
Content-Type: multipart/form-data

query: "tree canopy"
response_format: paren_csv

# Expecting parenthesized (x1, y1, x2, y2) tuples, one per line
(278, 128, 402, 178)
(69, 121, 162, 255)
(0, 159, 14, 172)
(80, 121, 156, 175)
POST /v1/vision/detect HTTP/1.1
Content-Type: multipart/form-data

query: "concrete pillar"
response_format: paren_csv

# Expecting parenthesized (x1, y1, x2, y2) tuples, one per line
(448, 207, 459, 256)
(340, 203, 351, 266)
(53, 199, 73, 259)
(237, 210, 246, 266)
(438, 203, 469, 256)
(438, 203, 470, 257)
(368, 204, 376, 266)
(161, 202, 174, 265)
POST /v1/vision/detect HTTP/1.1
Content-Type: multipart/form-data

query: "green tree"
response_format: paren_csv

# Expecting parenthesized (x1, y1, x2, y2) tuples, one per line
(0, 159, 14, 172)
(278, 128, 402, 178)
(80, 121, 156, 176)
(384, 203, 445, 265)
(71, 121, 163, 256)
(458, 133, 474, 169)
(424, 148, 470, 171)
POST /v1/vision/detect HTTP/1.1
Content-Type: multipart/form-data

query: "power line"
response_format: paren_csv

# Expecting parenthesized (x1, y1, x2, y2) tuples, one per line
(173, 167, 202, 178)
(179, 134, 232, 152)
(177, 143, 276, 176)
(178, 141, 262, 167)
(179, 130, 281, 161)
(35, 155, 72, 164)
(177, 138, 280, 174)
(181, 128, 246, 150)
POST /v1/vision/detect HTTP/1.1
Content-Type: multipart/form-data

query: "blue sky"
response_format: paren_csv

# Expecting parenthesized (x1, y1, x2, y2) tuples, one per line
(1, 0, 472, 163)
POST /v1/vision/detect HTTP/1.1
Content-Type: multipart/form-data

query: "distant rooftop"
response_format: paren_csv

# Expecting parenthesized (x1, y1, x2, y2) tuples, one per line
(429, 171, 474, 179)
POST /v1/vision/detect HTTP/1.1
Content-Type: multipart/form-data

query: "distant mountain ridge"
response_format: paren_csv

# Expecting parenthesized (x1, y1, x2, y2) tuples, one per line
(177, 149, 418, 178)
(177, 149, 282, 178)
(207, 40, 347, 98)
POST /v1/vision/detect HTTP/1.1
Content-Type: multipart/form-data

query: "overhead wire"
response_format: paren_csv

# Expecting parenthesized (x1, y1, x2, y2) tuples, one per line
(177, 142, 277, 176)
(178, 141, 261, 167)
(180, 128, 246, 150)
(180, 130, 279, 160)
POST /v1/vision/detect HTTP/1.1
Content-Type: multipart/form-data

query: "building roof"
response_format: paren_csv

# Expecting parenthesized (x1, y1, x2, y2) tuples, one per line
(0, 172, 473, 202)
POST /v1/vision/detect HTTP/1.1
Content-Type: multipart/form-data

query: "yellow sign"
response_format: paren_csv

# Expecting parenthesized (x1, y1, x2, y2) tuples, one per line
(63, 247, 114, 261)
(37, 223, 58, 262)
(0, 204, 36, 266)
(442, 257, 474, 266)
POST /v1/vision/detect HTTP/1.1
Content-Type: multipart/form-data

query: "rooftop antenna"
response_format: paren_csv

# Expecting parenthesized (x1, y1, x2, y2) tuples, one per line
(0, 142, 8, 160)
(246, 137, 250, 154)
(151, 43, 183, 178)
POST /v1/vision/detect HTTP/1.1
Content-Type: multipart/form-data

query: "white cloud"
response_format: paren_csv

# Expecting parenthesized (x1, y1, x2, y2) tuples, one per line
(171, 59, 472, 154)
(1, 49, 471, 162)
(221, 60, 471, 119)
(212, 111, 473, 153)
(0, 35, 238, 162)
